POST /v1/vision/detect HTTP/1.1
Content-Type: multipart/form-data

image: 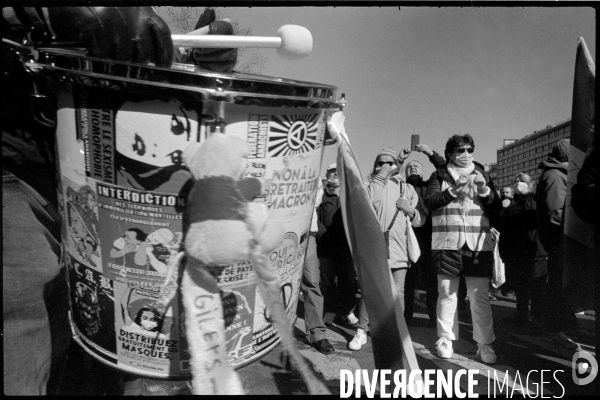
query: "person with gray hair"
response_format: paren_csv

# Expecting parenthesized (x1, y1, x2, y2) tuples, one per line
(402, 145, 446, 326)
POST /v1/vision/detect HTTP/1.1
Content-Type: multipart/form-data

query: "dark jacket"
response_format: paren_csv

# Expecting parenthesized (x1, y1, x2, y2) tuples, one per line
(316, 190, 351, 259)
(497, 193, 546, 266)
(571, 145, 597, 225)
(407, 150, 446, 251)
(535, 156, 567, 251)
(424, 161, 500, 277)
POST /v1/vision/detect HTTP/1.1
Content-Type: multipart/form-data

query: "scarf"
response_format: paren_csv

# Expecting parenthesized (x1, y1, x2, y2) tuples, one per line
(447, 162, 477, 210)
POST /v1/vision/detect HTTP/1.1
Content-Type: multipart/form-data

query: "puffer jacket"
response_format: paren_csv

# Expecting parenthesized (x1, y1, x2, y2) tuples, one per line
(424, 162, 500, 277)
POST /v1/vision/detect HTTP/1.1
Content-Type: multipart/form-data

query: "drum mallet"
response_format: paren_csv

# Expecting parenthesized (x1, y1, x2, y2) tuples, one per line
(172, 25, 313, 60)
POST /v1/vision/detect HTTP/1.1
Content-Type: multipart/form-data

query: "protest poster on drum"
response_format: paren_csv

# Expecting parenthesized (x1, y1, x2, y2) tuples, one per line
(56, 85, 328, 376)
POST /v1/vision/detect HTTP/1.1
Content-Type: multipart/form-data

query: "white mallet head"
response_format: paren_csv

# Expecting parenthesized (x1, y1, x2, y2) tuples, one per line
(276, 25, 313, 60)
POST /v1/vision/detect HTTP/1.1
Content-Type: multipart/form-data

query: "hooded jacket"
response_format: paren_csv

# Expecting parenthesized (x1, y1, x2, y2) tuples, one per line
(535, 156, 567, 251)
(368, 174, 424, 269)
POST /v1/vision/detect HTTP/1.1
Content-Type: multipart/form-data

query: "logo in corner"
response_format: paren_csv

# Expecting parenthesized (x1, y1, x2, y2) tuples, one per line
(572, 351, 598, 385)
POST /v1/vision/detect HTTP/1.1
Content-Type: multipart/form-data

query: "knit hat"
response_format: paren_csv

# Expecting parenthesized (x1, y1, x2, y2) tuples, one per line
(551, 139, 570, 163)
(377, 147, 398, 162)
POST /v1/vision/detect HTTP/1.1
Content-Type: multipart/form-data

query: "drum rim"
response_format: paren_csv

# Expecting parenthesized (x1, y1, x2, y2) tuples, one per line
(28, 48, 340, 102)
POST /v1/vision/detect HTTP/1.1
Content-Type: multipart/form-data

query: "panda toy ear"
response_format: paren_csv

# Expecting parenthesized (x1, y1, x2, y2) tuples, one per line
(183, 142, 202, 176)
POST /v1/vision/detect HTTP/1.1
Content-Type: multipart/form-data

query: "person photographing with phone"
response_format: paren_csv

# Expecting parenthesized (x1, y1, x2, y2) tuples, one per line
(347, 147, 424, 351)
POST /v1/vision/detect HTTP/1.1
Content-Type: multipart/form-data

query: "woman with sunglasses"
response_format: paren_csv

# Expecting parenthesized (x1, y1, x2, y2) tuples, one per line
(424, 134, 501, 364)
(347, 147, 424, 351)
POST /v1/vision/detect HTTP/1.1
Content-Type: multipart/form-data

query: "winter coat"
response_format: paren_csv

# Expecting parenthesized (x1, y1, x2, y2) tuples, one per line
(368, 174, 424, 269)
(535, 156, 567, 252)
(316, 189, 351, 259)
(407, 150, 446, 252)
(571, 145, 597, 225)
(497, 193, 547, 268)
(424, 162, 500, 277)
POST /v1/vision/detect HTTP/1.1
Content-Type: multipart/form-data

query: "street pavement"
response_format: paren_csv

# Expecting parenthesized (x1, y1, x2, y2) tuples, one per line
(234, 290, 596, 396)
(59, 290, 597, 396)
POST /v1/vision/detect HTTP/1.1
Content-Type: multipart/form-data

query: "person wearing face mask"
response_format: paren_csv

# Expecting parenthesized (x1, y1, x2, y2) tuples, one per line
(124, 307, 166, 338)
(316, 164, 359, 341)
(424, 134, 500, 364)
(402, 148, 446, 326)
(497, 173, 547, 327)
(346, 147, 424, 351)
(493, 186, 517, 297)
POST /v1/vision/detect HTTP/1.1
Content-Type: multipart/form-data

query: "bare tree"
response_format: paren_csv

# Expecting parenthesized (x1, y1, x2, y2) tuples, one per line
(164, 6, 203, 34)
(161, 7, 266, 74)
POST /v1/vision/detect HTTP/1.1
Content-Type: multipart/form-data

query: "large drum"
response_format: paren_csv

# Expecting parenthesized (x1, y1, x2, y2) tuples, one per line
(26, 49, 342, 379)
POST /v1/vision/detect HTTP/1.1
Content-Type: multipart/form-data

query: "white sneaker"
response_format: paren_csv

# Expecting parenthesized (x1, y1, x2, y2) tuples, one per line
(477, 343, 497, 364)
(436, 337, 453, 359)
(348, 329, 367, 350)
(341, 312, 359, 325)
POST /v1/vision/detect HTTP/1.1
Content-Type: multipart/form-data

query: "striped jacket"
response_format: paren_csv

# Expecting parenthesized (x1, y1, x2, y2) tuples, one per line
(424, 163, 499, 252)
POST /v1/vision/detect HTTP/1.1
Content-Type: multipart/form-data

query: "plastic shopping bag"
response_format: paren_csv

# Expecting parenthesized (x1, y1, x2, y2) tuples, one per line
(491, 239, 505, 289)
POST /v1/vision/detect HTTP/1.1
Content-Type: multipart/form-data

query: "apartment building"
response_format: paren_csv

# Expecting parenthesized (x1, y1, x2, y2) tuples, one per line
(496, 119, 571, 190)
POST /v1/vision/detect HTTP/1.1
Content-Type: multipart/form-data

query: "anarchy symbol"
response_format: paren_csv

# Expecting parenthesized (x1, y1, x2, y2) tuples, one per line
(286, 121, 308, 150)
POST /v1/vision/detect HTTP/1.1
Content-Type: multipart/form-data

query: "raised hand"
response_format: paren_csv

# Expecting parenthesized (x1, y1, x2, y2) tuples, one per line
(399, 147, 412, 162)
(377, 163, 394, 177)
(415, 144, 433, 157)
(473, 171, 487, 191)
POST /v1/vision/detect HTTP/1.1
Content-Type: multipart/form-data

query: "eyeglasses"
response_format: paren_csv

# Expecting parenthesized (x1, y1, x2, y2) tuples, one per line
(455, 147, 474, 154)
(377, 161, 395, 167)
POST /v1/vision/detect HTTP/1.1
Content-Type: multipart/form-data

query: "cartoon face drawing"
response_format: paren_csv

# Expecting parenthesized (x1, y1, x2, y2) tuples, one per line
(116, 99, 199, 168)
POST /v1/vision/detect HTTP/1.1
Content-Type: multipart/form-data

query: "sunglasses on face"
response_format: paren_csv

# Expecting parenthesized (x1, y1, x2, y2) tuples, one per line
(377, 161, 395, 167)
(455, 147, 474, 154)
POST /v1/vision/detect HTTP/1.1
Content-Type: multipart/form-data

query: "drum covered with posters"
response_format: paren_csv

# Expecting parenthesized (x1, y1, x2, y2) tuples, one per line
(31, 50, 342, 378)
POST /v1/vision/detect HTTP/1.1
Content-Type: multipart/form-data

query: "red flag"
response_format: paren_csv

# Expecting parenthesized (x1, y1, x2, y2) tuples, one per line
(332, 116, 420, 374)
(563, 37, 595, 312)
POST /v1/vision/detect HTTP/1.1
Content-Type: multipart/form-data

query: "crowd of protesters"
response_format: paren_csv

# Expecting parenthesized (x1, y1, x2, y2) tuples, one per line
(3, 5, 595, 396)
(306, 134, 592, 368)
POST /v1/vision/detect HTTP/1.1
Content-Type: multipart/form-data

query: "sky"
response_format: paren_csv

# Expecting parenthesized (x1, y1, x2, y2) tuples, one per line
(158, 5, 595, 181)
